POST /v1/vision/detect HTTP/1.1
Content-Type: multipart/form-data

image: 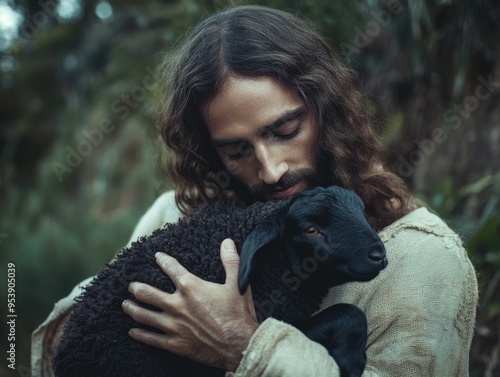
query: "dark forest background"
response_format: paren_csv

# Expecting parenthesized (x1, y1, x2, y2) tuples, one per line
(0, 0, 499, 376)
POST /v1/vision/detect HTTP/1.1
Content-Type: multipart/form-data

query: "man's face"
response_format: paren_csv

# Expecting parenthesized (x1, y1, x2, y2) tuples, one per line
(203, 76, 322, 201)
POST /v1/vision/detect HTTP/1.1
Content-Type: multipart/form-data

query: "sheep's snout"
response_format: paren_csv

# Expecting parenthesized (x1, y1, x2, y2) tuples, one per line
(341, 235, 387, 282)
(367, 241, 388, 268)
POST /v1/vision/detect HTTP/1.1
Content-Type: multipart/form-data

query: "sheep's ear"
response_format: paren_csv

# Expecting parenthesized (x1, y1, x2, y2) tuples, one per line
(238, 218, 283, 294)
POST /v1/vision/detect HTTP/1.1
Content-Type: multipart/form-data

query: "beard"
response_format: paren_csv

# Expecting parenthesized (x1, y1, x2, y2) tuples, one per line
(230, 152, 333, 204)
(248, 168, 323, 201)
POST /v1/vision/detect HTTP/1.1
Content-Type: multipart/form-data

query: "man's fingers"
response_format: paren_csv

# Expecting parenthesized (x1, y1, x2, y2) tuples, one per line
(128, 328, 169, 350)
(122, 299, 170, 330)
(127, 282, 176, 310)
(155, 252, 194, 288)
(128, 328, 192, 360)
(220, 238, 240, 285)
(128, 326, 184, 357)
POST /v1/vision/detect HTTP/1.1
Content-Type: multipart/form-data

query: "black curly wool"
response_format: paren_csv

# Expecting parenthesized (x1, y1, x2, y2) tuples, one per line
(53, 199, 330, 377)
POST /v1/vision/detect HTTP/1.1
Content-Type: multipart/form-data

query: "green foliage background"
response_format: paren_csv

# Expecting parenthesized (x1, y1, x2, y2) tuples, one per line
(0, 0, 499, 375)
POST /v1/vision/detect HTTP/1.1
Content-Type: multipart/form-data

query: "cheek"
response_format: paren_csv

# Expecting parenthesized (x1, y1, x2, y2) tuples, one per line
(294, 125, 319, 165)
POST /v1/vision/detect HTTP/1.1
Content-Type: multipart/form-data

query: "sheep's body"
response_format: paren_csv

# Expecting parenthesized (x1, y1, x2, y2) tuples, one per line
(54, 186, 387, 377)
(53, 198, 329, 377)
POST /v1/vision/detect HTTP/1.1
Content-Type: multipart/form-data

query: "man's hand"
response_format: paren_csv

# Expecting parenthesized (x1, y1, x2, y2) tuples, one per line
(122, 238, 259, 372)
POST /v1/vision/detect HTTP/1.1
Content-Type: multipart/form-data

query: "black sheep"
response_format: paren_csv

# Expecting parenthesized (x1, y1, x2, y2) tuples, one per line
(53, 186, 387, 377)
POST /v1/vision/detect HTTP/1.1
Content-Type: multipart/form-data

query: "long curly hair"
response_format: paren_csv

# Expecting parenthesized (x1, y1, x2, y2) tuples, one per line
(159, 5, 415, 231)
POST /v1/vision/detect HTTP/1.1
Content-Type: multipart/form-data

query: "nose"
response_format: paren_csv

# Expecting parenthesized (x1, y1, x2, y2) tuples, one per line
(255, 144, 288, 184)
(368, 242, 387, 268)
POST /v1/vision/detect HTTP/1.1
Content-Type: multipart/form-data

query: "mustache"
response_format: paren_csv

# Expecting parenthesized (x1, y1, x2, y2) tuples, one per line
(249, 168, 321, 198)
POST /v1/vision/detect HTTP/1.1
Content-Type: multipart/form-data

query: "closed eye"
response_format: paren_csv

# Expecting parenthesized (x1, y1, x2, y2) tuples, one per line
(261, 119, 303, 140)
(225, 142, 252, 161)
(275, 124, 301, 140)
(214, 107, 307, 161)
(225, 124, 301, 160)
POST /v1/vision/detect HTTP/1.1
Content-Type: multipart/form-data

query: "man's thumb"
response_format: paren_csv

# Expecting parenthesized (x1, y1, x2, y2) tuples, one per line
(221, 238, 240, 283)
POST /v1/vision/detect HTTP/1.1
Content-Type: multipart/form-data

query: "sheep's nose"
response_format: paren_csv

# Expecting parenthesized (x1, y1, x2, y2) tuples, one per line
(368, 244, 387, 268)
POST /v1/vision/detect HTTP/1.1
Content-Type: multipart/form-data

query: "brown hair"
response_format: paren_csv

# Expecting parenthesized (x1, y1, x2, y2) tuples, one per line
(159, 5, 415, 231)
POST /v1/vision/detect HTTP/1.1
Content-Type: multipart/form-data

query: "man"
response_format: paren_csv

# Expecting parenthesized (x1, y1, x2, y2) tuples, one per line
(33, 6, 478, 376)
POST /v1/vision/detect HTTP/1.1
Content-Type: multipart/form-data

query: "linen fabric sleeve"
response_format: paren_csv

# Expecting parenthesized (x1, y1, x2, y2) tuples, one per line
(124, 190, 182, 248)
(226, 318, 342, 377)
(225, 319, 383, 377)
(360, 226, 477, 376)
(31, 190, 182, 377)
(228, 208, 478, 377)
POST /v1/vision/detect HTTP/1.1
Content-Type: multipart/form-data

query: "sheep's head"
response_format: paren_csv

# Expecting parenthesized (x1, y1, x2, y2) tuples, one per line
(238, 186, 387, 294)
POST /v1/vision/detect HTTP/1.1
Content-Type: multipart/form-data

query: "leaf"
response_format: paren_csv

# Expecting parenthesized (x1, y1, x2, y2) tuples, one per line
(457, 174, 493, 198)
(466, 214, 500, 265)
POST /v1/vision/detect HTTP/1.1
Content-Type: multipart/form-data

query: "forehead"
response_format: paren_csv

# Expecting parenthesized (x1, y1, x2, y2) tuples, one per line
(202, 76, 305, 137)
(287, 188, 363, 224)
(288, 191, 336, 220)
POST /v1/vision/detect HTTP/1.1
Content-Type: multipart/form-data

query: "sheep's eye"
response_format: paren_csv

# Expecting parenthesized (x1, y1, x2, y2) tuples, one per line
(304, 226, 319, 237)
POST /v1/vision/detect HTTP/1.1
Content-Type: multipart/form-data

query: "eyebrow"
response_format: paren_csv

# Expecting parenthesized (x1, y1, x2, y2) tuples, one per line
(210, 107, 306, 148)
